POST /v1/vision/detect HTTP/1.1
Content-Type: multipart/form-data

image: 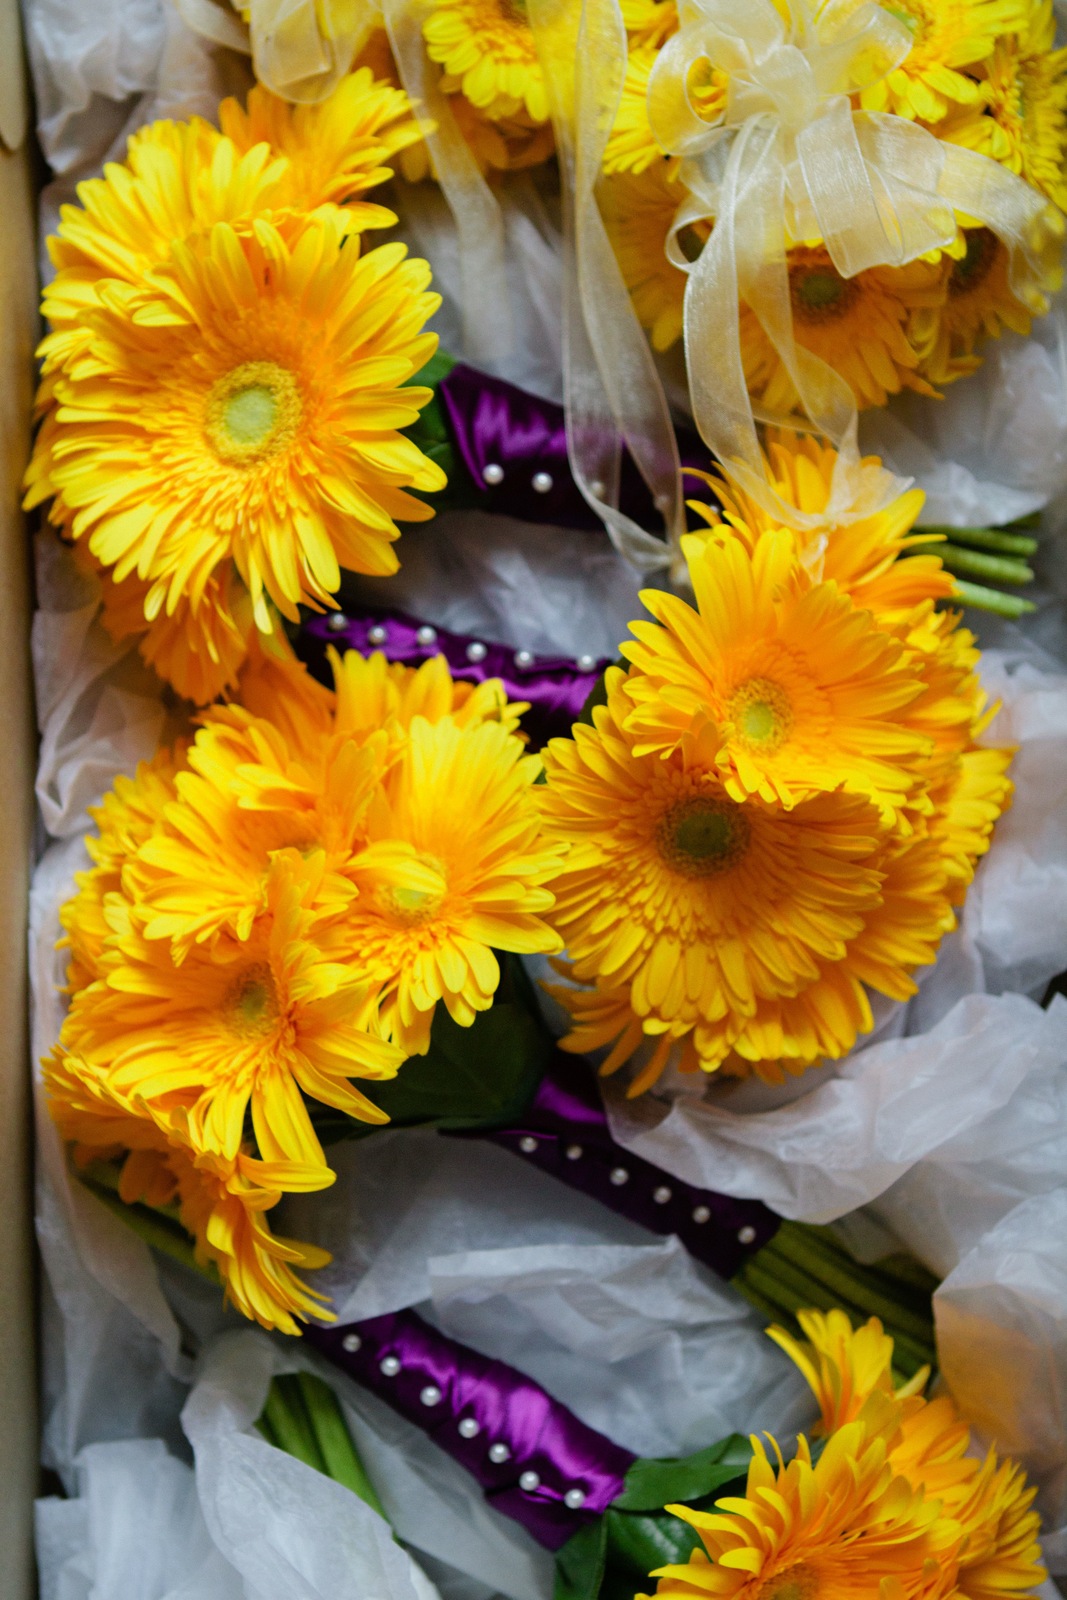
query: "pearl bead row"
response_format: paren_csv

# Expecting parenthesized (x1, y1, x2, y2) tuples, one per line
(514, 1135, 758, 1246)
(324, 614, 598, 674)
(337, 1332, 586, 1510)
(481, 462, 554, 496)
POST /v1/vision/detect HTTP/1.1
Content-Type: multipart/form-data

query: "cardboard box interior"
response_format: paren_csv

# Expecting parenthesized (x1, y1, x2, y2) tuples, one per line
(0, 0, 41, 1593)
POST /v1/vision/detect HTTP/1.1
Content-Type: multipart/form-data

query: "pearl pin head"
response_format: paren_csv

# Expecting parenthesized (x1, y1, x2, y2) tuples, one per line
(326, 612, 349, 632)
(458, 1417, 480, 1439)
(482, 462, 504, 485)
(488, 1442, 511, 1464)
(367, 624, 387, 646)
(379, 1355, 401, 1377)
(518, 1470, 541, 1492)
(416, 624, 438, 647)
(564, 1488, 586, 1510)
(341, 1332, 362, 1354)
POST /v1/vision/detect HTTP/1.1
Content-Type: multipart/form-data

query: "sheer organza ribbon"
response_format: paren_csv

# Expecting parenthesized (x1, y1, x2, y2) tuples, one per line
(528, 0, 688, 578)
(642, 0, 1064, 529)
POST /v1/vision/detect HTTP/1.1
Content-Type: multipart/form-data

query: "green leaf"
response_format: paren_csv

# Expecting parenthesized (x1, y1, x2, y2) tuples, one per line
(615, 1435, 753, 1511)
(310, 953, 553, 1144)
(555, 1517, 608, 1600)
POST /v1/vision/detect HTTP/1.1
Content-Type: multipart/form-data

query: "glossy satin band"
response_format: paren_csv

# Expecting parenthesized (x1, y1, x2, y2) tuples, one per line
(469, 1051, 779, 1279)
(306, 1307, 636, 1548)
(437, 363, 712, 536)
(298, 607, 610, 750)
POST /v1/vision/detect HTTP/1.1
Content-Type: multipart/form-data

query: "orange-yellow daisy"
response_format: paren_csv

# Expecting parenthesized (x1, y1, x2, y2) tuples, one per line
(423, 0, 549, 125)
(621, 530, 930, 815)
(45, 1048, 336, 1335)
(919, 228, 1033, 387)
(827, 0, 1030, 125)
(34, 210, 444, 638)
(600, 162, 707, 352)
(740, 247, 945, 412)
(61, 851, 403, 1167)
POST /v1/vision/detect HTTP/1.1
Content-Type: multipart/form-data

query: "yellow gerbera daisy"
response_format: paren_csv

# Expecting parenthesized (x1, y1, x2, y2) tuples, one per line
(218, 68, 422, 219)
(600, 162, 706, 352)
(621, 0, 677, 47)
(540, 669, 893, 1074)
(45, 1048, 336, 1335)
(827, 0, 1030, 124)
(645, 1422, 959, 1600)
(686, 431, 955, 621)
(603, 40, 727, 176)
(919, 228, 1032, 387)
(61, 851, 404, 1167)
(35, 211, 445, 637)
(942, 1, 1067, 211)
(423, 0, 548, 125)
(949, 1453, 1045, 1600)
(621, 530, 930, 815)
(768, 1309, 930, 1434)
(337, 711, 564, 1053)
(740, 247, 945, 412)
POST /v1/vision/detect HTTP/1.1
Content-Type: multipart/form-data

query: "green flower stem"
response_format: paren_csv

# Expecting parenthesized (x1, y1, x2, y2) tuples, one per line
(771, 1224, 936, 1345)
(949, 580, 1037, 618)
(84, 1174, 218, 1282)
(914, 543, 1034, 586)
(262, 1376, 327, 1474)
(916, 524, 1039, 557)
(295, 1371, 388, 1520)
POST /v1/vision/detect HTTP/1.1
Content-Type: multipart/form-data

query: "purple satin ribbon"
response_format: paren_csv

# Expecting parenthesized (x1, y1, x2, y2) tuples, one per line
(437, 362, 715, 534)
(463, 1053, 779, 1281)
(306, 1307, 636, 1549)
(298, 607, 608, 750)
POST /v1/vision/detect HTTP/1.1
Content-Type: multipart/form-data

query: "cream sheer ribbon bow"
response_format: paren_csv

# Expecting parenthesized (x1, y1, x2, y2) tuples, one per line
(644, 0, 1064, 530)
(529, 0, 688, 577)
(172, 0, 512, 363)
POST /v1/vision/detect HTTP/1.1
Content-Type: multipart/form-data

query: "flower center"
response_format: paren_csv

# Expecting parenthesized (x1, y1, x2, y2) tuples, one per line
(881, 3, 920, 40)
(206, 361, 302, 466)
(224, 962, 280, 1039)
(376, 855, 446, 926)
(755, 1564, 820, 1600)
(657, 795, 750, 879)
(949, 229, 997, 298)
(790, 262, 860, 324)
(729, 677, 793, 751)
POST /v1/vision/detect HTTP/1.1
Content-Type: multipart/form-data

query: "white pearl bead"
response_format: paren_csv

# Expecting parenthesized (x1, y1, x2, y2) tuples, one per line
(379, 1355, 401, 1377)
(513, 649, 534, 669)
(466, 641, 488, 663)
(652, 1186, 672, 1205)
(738, 1225, 757, 1246)
(416, 625, 438, 646)
(519, 1470, 541, 1492)
(482, 462, 505, 485)
(609, 1167, 629, 1186)
(420, 1385, 442, 1407)
(589, 480, 606, 499)
(341, 1332, 362, 1353)
(692, 1205, 711, 1224)
(564, 1488, 586, 1510)
(576, 654, 596, 672)
(532, 471, 553, 493)
(488, 1442, 511, 1464)
(458, 1417, 480, 1439)
(519, 1135, 538, 1154)
(367, 624, 387, 646)
(326, 613, 349, 632)
(565, 1144, 583, 1161)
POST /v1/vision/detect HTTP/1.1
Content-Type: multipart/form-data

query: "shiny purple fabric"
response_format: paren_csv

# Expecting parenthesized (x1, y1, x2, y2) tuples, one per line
(473, 1052, 779, 1280)
(306, 1307, 635, 1549)
(438, 362, 715, 534)
(298, 607, 608, 750)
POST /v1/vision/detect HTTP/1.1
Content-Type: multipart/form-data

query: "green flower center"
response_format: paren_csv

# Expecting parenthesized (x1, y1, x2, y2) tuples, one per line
(729, 677, 793, 751)
(756, 1564, 820, 1600)
(657, 795, 749, 879)
(206, 360, 302, 465)
(226, 963, 280, 1038)
(790, 264, 859, 323)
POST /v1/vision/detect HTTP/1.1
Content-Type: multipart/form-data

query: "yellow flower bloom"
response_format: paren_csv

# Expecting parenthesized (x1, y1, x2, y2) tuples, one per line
(423, 0, 548, 124)
(218, 68, 421, 219)
(340, 711, 564, 1053)
(60, 850, 403, 1167)
(604, 39, 726, 175)
(45, 1048, 336, 1335)
(942, 1, 1067, 211)
(686, 430, 954, 620)
(34, 211, 444, 639)
(621, 530, 930, 815)
(600, 162, 707, 352)
(741, 247, 945, 411)
(827, 0, 1030, 124)
(919, 228, 1033, 387)
(768, 1311, 1046, 1600)
(620, 0, 677, 47)
(646, 1422, 959, 1600)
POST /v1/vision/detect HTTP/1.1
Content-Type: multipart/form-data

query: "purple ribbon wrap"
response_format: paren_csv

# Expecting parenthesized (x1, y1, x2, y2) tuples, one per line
(306, 1307, 636, 1549)
(299, 607, 609, 750)
(437, 363, 714, 534)
(463, 1053, 779, 1281)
